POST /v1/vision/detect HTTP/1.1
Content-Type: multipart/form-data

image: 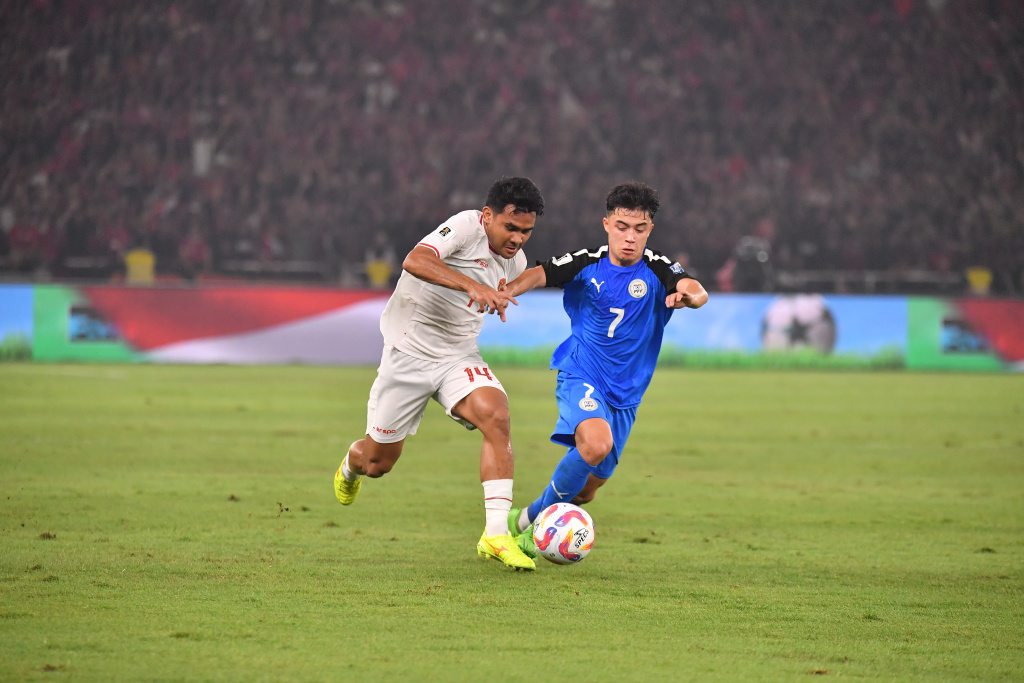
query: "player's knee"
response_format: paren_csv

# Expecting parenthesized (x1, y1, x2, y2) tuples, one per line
(476, 408, 511, 440)
(577, 436, 613, 465)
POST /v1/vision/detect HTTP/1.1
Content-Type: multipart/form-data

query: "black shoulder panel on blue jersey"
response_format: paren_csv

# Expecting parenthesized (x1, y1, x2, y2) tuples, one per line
(538, 246, 608, 288)
(643, 248, 692, 293)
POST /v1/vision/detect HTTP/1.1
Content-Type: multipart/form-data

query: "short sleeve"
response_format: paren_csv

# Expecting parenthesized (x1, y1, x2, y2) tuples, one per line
(539, 246, 606, 288)
(643, 248, 692, 293)
(417, 216, 471, 260)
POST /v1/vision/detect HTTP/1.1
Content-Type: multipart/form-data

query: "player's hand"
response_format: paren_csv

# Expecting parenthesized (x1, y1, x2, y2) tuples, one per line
(489, 292, 519, 322)
(666, 280, 708, 309)
(494, 279, 519, 322)
(665, 291, 696, 309)
(468, 281, 518, 322)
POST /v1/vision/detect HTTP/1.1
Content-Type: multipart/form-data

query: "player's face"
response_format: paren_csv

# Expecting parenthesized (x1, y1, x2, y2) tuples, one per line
(603, 207, 652, 266)
(482, 204, 536, 259)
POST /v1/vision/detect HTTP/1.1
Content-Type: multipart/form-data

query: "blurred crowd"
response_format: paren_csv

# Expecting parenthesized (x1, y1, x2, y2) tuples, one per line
(1, 0, 1021, 292)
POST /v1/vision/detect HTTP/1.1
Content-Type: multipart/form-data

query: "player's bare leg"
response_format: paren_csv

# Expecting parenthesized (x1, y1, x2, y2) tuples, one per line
(453, 386, 514, 482)
(347, 436, 405, 478)
(453, 387, 535, 570)
(334, 436, 404, 505)
(572, 473, 609, 505)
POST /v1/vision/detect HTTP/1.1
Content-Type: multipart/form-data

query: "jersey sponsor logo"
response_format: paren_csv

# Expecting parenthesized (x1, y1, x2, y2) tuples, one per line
(590, 278, 604, 292)
(670, 262, 684, 274)
(629, 279, 648, 299)
(437, 225, 456, 242)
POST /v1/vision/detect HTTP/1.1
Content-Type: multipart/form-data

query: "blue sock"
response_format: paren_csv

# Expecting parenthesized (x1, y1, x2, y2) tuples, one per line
(527, 448, 592, 522)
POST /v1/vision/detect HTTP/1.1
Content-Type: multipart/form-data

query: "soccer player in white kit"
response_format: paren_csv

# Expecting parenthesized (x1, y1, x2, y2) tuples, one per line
(334, 177, 544, 571)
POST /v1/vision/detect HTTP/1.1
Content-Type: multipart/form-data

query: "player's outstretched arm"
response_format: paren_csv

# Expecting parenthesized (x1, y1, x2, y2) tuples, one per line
(503, 265, 547, 298)
(488, 266, 548, 322)
(666, 277, 708, 309)
(403, 245, 516, 315)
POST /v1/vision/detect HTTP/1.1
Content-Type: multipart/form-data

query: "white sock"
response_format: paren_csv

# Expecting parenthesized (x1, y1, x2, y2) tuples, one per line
(341, 443, 360, 482)
(517, 508, 532, 533)
(482, 479, 513, 536)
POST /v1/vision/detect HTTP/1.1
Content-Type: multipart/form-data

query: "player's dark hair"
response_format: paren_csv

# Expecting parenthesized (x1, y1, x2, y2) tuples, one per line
(606, 181, 659, 221)
(485, 177, 545, 217)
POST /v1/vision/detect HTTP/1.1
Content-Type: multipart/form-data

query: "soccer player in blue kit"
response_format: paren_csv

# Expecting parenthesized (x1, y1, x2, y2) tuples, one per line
(499, 181, 708, 557)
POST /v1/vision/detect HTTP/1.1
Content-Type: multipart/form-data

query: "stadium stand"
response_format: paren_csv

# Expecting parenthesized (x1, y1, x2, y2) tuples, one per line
(1, 0, 1021, 293)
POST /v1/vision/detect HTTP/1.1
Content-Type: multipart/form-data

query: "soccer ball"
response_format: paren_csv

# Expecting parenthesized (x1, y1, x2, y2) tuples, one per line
(532, 503, 595, 565)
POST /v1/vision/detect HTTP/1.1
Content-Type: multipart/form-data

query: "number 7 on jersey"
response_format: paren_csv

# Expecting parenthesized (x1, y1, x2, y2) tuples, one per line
(607, 307, 625, 338)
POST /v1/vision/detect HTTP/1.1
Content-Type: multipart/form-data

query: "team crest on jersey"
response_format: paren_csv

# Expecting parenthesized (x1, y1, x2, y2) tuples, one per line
(437, 225, 456, 242)
(579, 398, 598, 411)
(628, 279, 647, 299)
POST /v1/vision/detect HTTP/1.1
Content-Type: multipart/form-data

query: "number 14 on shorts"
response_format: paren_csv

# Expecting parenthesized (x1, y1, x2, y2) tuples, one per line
(463, 367, 494, 382)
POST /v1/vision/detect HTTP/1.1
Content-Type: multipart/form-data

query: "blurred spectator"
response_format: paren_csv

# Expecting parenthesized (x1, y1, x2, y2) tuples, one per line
(7, 214, 54, 276)
(178, 223, 212, 281)
(364, 231, 397, 289)
(965, 267, 993, 296)
(123, 239, 156, 286)
(0, 224, 9, 264)
(722, 235, 774, 293)
(718, 218, 777, 293)
(259, 226, 287, 263)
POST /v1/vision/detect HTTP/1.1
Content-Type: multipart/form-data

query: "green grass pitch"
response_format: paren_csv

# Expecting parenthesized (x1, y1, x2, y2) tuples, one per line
(1, 363, 1022, 681)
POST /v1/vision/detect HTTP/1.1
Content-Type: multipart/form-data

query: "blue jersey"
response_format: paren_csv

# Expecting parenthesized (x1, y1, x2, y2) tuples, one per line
(540, 246, 691, 408)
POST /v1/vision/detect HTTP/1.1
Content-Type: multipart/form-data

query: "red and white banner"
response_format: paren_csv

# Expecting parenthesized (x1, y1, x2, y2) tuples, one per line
(82, 287, 390, 365)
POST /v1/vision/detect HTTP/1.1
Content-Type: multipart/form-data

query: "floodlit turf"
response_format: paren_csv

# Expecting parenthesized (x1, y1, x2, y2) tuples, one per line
(1, 363, 1022, 681)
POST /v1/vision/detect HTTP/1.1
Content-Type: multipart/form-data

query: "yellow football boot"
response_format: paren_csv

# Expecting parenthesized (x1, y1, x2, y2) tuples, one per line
(476, 531, 536, 571)
(333, 462, 361, 505)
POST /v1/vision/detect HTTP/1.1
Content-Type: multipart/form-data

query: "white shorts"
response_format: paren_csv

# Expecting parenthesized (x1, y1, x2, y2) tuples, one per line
(365, 347, 506, 444)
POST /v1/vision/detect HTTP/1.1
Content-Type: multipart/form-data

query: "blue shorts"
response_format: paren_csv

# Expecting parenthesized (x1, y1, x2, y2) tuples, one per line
(551, 372, 637, 480)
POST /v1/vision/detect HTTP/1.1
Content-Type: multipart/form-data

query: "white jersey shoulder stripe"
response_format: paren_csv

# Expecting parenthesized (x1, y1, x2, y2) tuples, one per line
(551, 245, 607, 266)
(644, 248, 671, 264)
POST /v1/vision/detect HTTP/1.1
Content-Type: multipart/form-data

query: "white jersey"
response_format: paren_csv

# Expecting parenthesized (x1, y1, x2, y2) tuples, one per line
(379, 210, 528, 361)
